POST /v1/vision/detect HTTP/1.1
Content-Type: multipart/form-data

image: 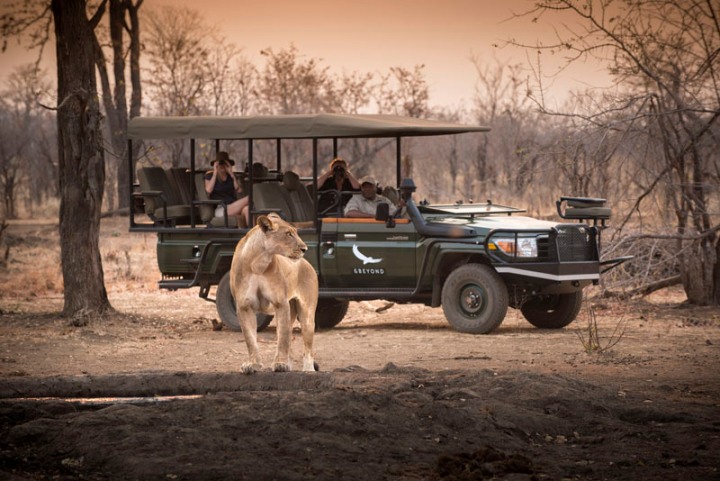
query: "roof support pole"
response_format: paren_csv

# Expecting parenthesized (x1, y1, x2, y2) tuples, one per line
(313, 138, 319, 233)
(396, 136, 402, 187)
(190, 138, 196, 227)
(276, 138, 282, 172)
(128, 139, 135, 228)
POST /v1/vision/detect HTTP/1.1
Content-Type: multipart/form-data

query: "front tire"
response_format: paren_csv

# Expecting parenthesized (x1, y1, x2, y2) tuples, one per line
(441, 264, 508, 334)
(216, 272, 273, 332)
(314, 298, 349, 330)
(520, 291, 583, 329)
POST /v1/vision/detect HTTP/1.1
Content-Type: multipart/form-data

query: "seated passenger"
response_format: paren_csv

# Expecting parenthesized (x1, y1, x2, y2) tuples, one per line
(316, 157, 360, 214)
(204, 151, 249, 226)
(344, 176, 405, 218)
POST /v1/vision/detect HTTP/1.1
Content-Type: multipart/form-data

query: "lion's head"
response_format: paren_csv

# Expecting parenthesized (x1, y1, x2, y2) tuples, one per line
(257, 213, 307, 260)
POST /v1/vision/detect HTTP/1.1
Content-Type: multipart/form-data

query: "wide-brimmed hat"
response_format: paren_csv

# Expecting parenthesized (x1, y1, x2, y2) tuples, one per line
(211, 151, 235, 166)
(359, 176, 377, 186)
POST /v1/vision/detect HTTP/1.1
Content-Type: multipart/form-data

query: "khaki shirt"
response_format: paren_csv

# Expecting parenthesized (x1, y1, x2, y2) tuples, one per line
(344, 194, 398, 217)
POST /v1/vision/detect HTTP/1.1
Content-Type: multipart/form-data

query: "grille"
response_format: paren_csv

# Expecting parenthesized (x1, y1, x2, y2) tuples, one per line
(537, 235, 551, 260)
(553, 226, 597, 262)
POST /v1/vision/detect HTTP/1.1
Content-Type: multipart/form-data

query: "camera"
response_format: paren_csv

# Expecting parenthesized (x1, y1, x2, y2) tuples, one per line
(333, 165, 345, 175)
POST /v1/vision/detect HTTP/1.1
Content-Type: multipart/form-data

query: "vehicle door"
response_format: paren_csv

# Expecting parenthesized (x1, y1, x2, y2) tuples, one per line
(319, 218, 417, 288)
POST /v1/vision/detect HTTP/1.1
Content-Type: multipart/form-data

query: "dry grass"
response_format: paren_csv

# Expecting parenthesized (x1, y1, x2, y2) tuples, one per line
(0, 216, 160, 300)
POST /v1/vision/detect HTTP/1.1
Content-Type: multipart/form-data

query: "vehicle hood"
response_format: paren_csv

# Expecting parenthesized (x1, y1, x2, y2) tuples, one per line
(429, 215, 559, 232)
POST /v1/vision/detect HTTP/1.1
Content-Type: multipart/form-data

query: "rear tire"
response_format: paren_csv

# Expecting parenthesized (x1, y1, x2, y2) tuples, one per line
(441, 264, 508, 334)
(520, 291, 583, 329)
(216, 272, 273, 332)
(314, 298, 349, 330)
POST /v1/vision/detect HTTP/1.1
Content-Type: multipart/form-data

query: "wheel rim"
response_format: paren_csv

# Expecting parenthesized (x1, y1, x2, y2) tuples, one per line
(459, 284, 486, 317)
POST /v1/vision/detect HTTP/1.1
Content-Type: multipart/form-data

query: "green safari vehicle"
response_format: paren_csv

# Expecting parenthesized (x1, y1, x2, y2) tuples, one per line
(127, 114, 625, 334)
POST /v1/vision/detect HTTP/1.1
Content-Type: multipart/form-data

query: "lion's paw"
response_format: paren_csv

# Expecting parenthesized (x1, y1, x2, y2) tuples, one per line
(241, 362, 262, 375)
(272, 362, 291, 372)
(302, 360, 319, 372)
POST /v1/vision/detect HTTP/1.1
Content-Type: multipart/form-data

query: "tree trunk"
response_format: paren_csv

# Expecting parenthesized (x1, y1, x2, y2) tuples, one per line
(52, 0, 111, 318)
(681, 238, 719, 305)
(110, 0, 129, 210)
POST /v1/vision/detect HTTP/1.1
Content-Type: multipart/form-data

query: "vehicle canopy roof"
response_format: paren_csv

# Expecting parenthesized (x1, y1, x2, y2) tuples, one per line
(127, 113, 490, 140)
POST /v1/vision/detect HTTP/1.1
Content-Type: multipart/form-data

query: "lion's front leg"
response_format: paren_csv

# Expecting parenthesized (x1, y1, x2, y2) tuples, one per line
(272, 302, 293, 372)
(237, 307, 263, 374)
(297, 299, 317, 372)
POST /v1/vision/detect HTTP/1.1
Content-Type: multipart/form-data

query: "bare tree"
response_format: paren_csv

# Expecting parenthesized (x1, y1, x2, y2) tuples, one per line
(336, 71, 375, 115)
(514, 0, 720, 304)
(93, 0, 142, 211)
(257, 44, 336, 115)
(2, 0, 112, 318)
(205, 38, 257, 116)
(53, 0, 111, 318)
(470, 55, 541, 205)
(376, 65, 430, 178)
(0, 64, 55, 218)
(143, 5, 208, 117)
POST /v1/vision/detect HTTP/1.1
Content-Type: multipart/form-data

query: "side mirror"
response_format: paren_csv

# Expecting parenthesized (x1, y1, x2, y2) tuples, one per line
(375, 203, 395, 228)
(375, 203, 389, 221)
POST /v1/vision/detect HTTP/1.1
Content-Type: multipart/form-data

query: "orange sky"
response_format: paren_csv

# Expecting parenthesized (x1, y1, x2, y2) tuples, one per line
(0, 0, 612, 109)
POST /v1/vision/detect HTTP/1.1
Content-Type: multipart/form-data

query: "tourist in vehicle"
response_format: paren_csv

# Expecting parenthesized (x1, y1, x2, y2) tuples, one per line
(204, 151, 249, 226)
(316, 157, 361, 214)
(344, 176, 405, 218)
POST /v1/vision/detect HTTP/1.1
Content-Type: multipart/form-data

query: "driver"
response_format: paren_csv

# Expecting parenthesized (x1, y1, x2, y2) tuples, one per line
(316, 157, 360, 214)
(344, 176, 406, 218)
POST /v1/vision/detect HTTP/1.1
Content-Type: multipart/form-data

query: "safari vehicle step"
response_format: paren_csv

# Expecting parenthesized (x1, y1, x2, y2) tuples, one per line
(319, 288, 417, 299)
(158, 279, 196, 290)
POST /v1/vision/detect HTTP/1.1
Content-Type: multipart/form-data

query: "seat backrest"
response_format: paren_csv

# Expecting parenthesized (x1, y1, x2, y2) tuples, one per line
(194, 171, 215, 223)
(169, 167, 195, 205)
(282, 171, 314, 222)
(381, 185, 400, 205)
(253, 182, 292, 221)
(137, 166, 183, 215)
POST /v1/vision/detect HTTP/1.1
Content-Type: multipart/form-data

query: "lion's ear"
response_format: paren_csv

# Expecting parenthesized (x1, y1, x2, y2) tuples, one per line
(257, 215, 277, 232)
(257, 215, 273, 232)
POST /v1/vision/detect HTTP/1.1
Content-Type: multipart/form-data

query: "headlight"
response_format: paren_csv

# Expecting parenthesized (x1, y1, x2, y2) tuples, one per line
(489, 236, 538, 258)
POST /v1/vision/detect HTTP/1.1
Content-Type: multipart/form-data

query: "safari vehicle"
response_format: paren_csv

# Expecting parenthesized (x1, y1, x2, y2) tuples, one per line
(127, 114, 625, 334)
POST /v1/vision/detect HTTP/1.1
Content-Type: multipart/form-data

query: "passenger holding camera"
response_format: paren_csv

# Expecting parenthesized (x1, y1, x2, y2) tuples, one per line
(316, 157, 360, 214)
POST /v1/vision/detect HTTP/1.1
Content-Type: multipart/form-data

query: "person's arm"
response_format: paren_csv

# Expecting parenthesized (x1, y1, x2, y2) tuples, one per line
(345, 170, 361, 190)
(345, 209, 373, 218)
(204, 164, 220, 195)
(231, 167, 242, 193)
(315, 167, 333, 188)
(344, 196, 373, 218)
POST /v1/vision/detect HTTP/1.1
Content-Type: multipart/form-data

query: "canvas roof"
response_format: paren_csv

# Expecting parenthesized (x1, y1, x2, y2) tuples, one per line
(127, 113, 490, 140)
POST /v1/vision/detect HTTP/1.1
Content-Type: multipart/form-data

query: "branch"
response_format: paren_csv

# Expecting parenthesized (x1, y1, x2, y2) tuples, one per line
(38, 89, 88, 111)
(88, 0, 108, 30)
(604, 275, 682, 299)
(613, 165, 670, 239)
(612, 224, 720, 246)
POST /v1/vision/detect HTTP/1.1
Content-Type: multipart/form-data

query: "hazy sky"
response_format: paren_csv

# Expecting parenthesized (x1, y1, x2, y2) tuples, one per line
(0, 0, 612, 109)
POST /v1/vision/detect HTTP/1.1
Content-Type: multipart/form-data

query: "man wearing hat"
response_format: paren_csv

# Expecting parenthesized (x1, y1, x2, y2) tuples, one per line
(344, 176, 404, 218)
(204, 151, 249, 226)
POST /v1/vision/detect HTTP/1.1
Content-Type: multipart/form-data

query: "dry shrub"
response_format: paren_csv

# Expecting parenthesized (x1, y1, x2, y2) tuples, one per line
(0, 215, 162, 299)
(100, 217, 161, 292)
(599, 231, 682, 298)
(575, 304, 627, 354)
(0, 238, 63, 297)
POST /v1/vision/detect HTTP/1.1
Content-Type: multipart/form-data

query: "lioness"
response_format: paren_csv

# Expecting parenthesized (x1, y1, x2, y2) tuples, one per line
(229, 213, 319, 374)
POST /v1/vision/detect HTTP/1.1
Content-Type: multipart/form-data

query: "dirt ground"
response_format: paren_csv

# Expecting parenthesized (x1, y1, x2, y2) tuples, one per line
(0, 218, 719, 480)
